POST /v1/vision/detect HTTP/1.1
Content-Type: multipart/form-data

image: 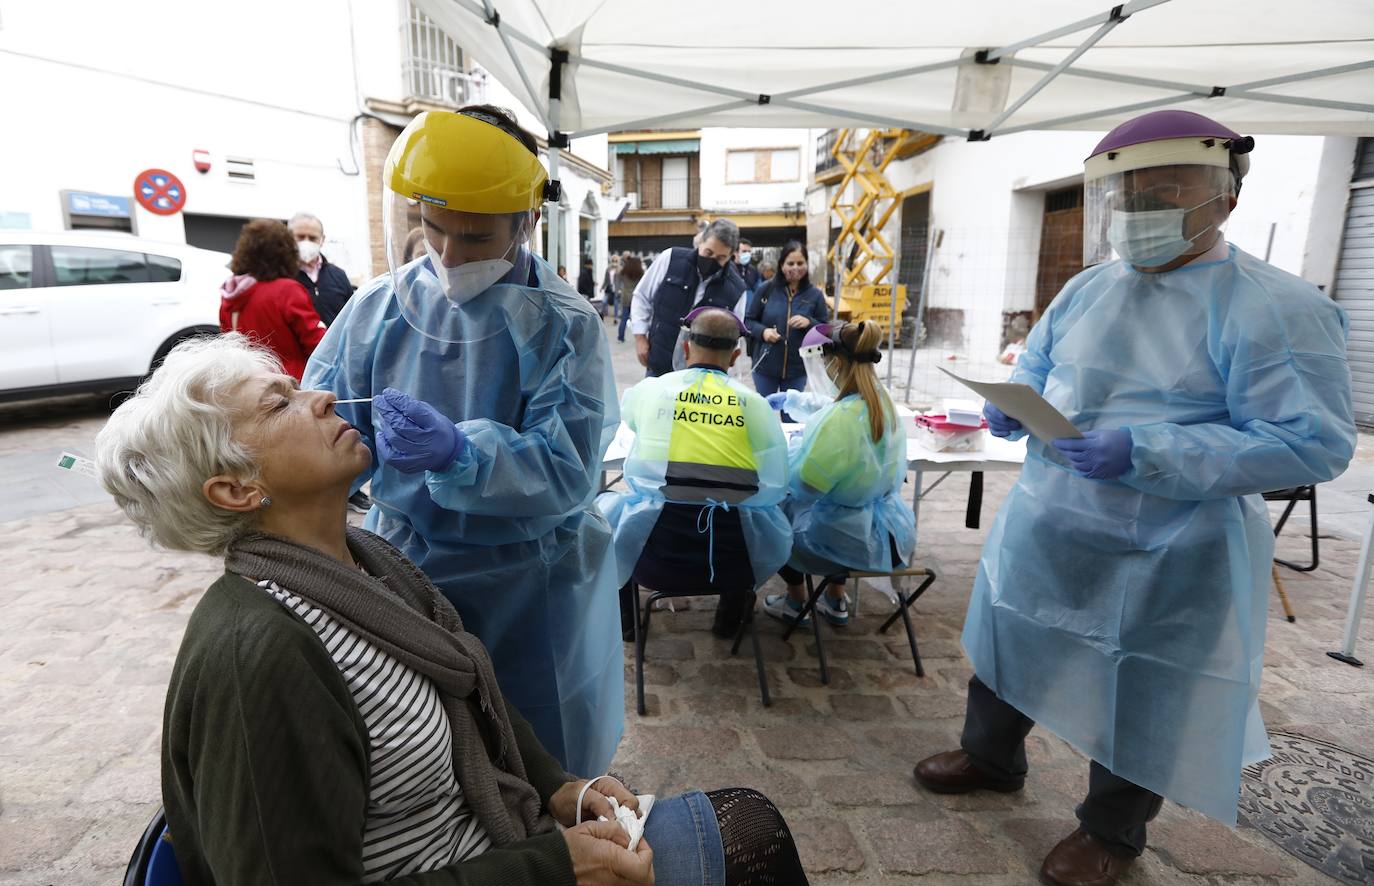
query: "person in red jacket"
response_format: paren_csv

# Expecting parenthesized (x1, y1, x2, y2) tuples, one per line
(219, 219, 325, 380)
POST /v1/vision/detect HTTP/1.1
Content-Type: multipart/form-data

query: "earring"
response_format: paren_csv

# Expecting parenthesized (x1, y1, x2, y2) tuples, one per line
(259, 496, 273, 509)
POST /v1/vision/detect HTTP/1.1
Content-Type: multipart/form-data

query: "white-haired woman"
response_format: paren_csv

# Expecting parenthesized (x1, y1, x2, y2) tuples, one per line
(97, 334, 806, 885)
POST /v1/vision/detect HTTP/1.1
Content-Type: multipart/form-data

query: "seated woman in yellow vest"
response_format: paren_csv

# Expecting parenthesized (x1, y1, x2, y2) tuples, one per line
(762, 321, 916, 627)
(597, 307, 792, 639)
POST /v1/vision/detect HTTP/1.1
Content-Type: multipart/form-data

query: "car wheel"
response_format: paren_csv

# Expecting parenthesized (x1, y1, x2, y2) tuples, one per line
(149, 327, 220, 374)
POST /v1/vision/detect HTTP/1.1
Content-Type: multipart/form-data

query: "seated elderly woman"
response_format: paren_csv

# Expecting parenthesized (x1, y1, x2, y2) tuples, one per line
(96, 334, 807, 886)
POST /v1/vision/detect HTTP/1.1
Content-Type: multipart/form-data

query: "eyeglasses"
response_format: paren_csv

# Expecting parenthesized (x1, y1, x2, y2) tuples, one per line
(1106, 183, 1221, 212)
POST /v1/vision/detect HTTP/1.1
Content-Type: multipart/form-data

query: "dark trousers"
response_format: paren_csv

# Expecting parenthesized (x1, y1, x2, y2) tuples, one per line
(750, 371, 806, 422)
(960, 675, 1163, 858)
(619, 503, 756, 638)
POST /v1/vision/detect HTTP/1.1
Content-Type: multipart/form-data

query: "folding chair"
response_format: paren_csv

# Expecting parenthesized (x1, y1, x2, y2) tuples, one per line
(124, 808, 182, 886)
(1264, 485, 1319, 572)
(630, 577, 771, 714)
(780, 566, 937, 684)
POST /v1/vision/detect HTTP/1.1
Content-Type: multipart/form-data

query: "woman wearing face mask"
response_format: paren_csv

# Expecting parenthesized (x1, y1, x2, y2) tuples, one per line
(302, 105, 624, 779)
(744, 240, 828, 416)
(219, 219, 326, 381)
(761, 321, 915, 628)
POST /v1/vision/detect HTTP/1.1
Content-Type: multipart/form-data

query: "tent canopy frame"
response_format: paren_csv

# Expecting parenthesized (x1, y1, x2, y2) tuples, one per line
(419, 0, 1374, 265)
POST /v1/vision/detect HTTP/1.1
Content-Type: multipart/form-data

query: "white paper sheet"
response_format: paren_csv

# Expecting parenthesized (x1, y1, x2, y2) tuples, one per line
(937, 368, 1082, 443)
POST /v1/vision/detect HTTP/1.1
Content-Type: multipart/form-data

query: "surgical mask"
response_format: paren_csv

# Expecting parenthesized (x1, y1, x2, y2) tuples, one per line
(738, 252, 752, 266)
(297, 240, 322, 263)
(1107, 194, 1224, 268)
(424, 240, 512, 305)
(696, 253, 722, 279)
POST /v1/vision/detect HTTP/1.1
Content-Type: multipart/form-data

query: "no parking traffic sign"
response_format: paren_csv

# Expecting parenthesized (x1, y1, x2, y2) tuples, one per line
(133, 168, 186, 216)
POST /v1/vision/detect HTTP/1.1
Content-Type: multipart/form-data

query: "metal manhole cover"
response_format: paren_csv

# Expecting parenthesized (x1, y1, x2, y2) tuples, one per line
(1239, 732, 1374, 884)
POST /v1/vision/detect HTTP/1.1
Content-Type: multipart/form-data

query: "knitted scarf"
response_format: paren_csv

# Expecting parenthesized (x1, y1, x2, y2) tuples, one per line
(225, 526, 554, 846)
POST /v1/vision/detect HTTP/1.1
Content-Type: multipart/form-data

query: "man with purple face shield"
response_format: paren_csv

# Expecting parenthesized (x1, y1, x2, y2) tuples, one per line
(915, 110, 1355, 886)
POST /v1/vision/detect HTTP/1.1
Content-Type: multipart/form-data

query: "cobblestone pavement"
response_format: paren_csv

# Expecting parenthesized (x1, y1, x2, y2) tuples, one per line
(2, 327, 1372, 884)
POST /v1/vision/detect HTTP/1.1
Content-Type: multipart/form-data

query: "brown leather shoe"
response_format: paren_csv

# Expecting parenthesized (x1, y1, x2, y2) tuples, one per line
(1039, 828, 1134, 886)
(913, 749, 1026, 794)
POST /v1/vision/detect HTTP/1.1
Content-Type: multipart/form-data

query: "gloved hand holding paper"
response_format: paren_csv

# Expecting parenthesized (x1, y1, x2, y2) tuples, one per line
(938, 368, 1082, 443)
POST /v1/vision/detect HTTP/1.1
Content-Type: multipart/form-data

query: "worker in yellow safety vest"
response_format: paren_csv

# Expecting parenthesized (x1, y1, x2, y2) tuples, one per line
(598, 307, 791, 639)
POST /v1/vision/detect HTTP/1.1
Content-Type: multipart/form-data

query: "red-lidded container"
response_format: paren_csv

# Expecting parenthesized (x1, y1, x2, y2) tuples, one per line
(912, 413, 988, 452)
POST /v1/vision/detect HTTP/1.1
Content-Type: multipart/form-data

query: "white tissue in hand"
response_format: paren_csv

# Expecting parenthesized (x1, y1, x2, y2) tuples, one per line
(599, 796, 647, 851)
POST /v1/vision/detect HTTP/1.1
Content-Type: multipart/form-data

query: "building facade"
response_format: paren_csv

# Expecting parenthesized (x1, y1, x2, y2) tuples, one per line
(805, 126, 1368, 407)
(608, 128, 816, 265)
(0, 0, 610, 287)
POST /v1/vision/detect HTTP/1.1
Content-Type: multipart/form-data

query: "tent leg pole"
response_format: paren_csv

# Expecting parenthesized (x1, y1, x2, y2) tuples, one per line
(546, 49, 567, 271)
(1328, 497, 1374, 667)
(904, 228, 940, 403)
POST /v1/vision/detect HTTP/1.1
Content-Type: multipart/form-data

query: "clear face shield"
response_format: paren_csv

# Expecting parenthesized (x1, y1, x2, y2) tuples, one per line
(383, 187, 536, 343)
(1083, 163, 1233, 268)
(801, 342, 839, 398)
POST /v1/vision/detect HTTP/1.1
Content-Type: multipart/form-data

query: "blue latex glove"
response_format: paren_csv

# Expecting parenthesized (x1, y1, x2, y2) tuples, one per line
(1052, 429, 1133, 480)
(984, 403, 1022, 438)
(766, 392, 789, 411)
(371, 387, 466, 474)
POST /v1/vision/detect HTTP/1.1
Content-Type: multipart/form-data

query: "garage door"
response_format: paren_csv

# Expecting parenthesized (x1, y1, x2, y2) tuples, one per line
(1334, 139, 1374, 427)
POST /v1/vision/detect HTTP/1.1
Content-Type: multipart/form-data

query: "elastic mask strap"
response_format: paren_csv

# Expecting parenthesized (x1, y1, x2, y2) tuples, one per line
(1181, 193, 1227, 247)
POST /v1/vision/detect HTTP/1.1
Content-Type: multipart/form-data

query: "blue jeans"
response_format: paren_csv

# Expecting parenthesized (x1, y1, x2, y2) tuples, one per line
(618, 302, 630, 342)
(643, 790, 726, 886)
(751, 371, 807, 422)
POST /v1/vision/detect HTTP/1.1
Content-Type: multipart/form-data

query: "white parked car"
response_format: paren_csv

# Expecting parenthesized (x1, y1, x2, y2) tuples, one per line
(0, 231, 230, 402)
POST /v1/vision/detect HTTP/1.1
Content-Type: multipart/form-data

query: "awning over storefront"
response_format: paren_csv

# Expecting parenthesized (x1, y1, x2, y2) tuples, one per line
(613, 139, 701, 155)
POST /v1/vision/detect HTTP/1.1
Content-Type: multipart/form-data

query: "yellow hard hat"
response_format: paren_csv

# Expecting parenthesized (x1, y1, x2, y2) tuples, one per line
(384, 110, 556, 214)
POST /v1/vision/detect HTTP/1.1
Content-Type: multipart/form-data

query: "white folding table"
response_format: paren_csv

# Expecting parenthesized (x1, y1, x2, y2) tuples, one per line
(602, 424, 1028, 531)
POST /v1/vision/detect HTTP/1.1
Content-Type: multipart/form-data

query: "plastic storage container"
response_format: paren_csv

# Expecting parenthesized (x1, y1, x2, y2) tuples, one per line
(912, 413, 987, 452)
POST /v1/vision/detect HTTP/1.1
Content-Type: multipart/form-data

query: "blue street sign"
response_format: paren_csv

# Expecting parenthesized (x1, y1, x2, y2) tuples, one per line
(67, 191, 132, 218)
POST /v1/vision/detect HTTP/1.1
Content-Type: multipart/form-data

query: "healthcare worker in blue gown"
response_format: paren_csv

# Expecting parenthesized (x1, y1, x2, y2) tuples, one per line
(759, 320, 916, 629)
(913, 110, 1355, 886)
(303, 105, 622, 776)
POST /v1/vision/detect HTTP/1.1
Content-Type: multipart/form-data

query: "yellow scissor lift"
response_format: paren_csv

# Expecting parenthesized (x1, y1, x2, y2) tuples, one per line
(824, 128, 930, 337)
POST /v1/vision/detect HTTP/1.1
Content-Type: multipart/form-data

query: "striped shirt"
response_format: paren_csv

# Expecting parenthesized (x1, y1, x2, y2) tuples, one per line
(258, 580, 492, 882)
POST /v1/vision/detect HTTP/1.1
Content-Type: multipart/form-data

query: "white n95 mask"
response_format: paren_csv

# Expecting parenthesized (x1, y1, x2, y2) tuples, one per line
(425, 240, 513, 305)
(297, 240, 322, 263)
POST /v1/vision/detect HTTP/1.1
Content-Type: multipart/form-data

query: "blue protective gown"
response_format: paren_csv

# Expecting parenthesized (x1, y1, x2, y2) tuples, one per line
(303, 253, 623, 777)
(782, 390, 916, 574)
(962, 245, 1354, 823)
(597, 366, 792, 588)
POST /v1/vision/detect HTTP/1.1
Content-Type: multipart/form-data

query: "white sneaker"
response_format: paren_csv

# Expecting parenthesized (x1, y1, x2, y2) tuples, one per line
(763, 593, 810, 626)
(815, 592, 851, 627)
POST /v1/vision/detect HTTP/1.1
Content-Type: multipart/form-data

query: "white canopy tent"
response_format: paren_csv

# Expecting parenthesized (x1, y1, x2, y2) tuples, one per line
(413, 0, 1374, 261)
(414, 0, 1374, 139)
(414, 0, 1374, 661)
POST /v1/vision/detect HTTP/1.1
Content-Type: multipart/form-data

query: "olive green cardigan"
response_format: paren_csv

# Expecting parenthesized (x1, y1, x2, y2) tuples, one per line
(161, 573, 577, 885)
